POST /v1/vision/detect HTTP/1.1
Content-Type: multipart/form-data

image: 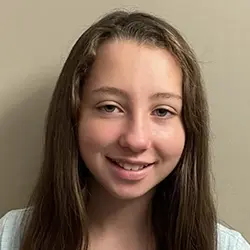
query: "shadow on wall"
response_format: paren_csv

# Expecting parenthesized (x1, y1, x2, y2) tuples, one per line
(0, 76, 55, 217)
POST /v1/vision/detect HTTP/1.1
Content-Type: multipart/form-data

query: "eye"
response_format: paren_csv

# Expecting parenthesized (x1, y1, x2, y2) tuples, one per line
(97, 104, 122, 113)
(152, 108, 173, 118)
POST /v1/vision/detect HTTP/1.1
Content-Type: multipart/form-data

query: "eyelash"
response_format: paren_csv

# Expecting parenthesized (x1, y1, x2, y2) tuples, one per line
(97, 104, 122, 113)
(151, 108, 174, 118)
(97, 104, 175, 118)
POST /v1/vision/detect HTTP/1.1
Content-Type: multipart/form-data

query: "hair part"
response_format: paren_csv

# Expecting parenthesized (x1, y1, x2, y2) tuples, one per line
(21, 9, 217, 250)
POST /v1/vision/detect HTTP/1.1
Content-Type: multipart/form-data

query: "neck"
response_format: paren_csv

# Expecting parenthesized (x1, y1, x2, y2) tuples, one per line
(87, 180, 155, 248)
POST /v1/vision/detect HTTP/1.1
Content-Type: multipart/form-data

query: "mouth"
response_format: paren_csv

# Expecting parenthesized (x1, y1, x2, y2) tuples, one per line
(106, 157, 155, 171)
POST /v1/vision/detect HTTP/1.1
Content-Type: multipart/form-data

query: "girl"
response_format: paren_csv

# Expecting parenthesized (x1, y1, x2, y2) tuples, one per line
(0, 10, 249, 250)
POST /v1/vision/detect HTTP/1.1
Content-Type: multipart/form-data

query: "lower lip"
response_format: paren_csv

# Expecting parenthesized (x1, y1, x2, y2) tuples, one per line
(106, 157, 154, 181)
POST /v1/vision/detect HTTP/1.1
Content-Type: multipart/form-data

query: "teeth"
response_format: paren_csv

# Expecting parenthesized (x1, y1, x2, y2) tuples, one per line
(115, 161, 146, 171)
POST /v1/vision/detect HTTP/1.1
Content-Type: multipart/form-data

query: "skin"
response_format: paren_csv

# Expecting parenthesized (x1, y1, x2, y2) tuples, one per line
(78, 40, 185, 250)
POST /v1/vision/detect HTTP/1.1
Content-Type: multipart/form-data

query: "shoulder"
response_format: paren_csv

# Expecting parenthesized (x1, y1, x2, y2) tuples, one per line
(1, 211, 250, 250)
(0, 208, 29, 249)
(217, 223, 250, 249)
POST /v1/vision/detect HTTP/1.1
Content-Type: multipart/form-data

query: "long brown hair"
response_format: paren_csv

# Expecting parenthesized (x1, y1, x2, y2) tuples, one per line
(21, 10, 217, 250)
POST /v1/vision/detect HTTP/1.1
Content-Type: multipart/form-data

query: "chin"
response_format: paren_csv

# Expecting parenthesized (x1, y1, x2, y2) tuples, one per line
(105, 185, 155, 201)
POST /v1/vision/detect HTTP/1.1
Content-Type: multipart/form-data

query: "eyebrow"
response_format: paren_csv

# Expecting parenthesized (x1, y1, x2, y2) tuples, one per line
(92, 86, 182, 100)
(92, 87, 129, 99)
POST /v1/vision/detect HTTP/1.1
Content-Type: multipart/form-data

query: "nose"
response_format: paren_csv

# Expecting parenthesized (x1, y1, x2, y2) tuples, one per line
(118, 116, 151, 153)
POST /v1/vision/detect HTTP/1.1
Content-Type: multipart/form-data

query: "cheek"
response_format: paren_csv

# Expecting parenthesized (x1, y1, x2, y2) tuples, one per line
(153, 120, 185, 158)
(78, 117, 121, 153)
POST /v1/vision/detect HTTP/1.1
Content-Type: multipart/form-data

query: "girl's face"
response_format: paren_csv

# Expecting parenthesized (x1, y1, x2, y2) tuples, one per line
(78, 40, 185, 200)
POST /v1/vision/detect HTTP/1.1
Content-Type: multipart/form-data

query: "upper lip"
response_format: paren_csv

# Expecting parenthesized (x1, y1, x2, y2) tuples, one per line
(107, 156, 155, 165)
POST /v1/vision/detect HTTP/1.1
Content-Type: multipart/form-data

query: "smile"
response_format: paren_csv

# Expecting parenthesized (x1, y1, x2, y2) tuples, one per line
(106, 157, 154, 171)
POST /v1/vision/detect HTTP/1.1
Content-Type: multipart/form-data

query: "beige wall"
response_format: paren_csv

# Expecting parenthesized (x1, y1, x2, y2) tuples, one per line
(0, 0, 249, 240)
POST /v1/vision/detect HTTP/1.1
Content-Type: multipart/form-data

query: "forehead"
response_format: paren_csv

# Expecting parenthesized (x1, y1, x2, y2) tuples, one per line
(85, 39, 182, 96)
